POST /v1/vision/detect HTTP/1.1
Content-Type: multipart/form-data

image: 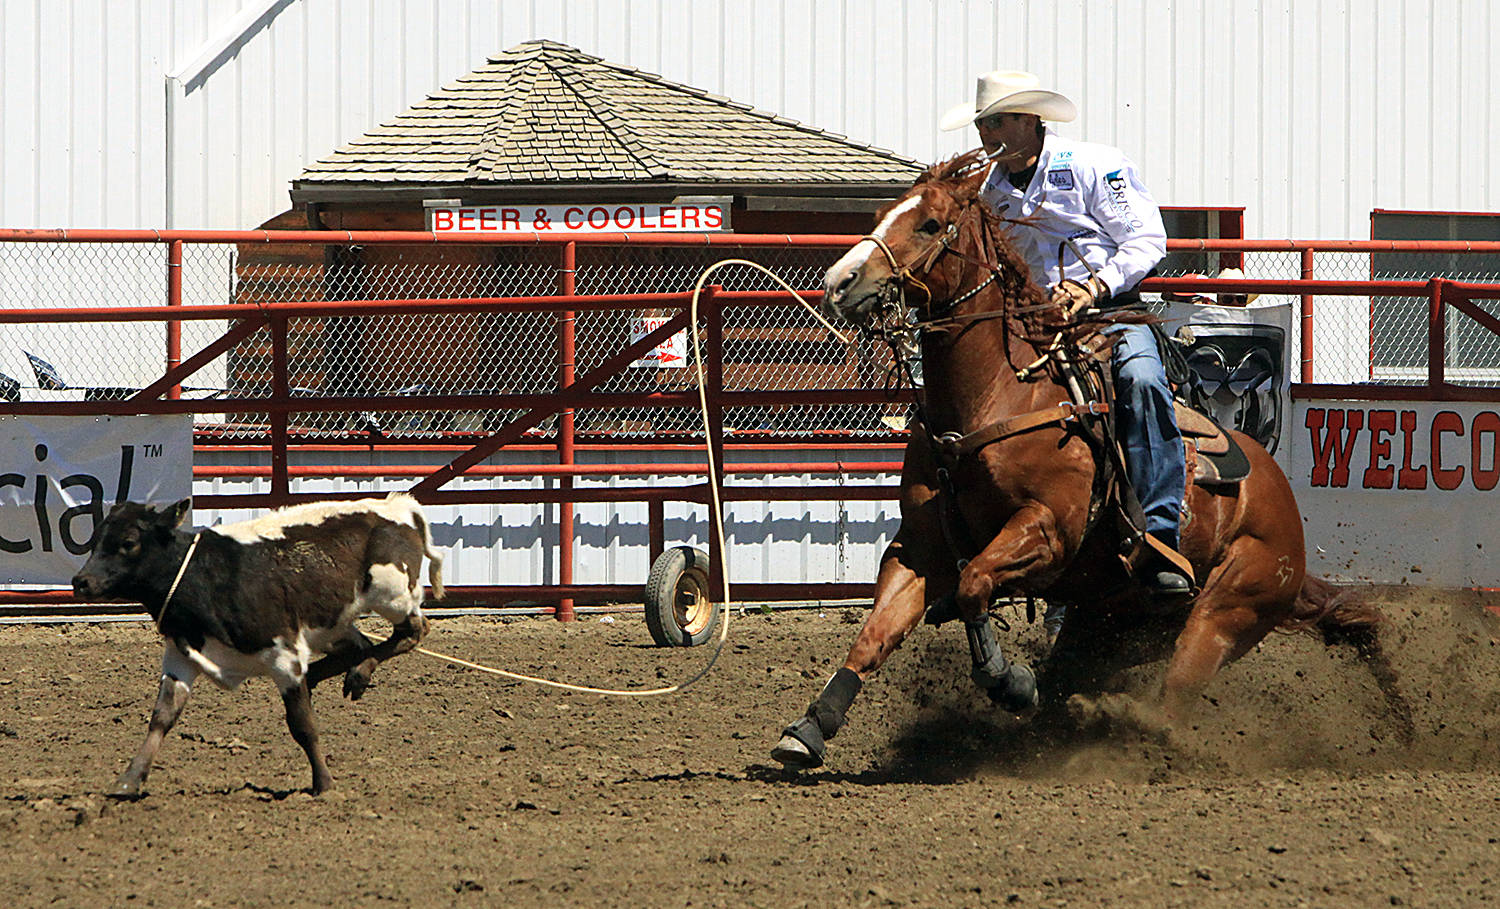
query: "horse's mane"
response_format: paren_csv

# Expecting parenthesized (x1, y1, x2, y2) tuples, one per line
(912, 150, 1151, 345)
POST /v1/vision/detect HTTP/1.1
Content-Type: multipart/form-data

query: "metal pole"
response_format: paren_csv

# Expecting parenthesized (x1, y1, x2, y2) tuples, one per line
(166, 240, 183, 400)
(1300, 248, 1315, 383)
(556, 241, 577, 622)
(270, 316, 289, 501)
(702, 286, 727, 601)
(1427, 278, 1446, 389)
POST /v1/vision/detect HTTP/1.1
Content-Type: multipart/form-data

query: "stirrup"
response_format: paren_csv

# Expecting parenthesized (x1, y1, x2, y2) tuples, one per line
(1147, 569, 1193, 597)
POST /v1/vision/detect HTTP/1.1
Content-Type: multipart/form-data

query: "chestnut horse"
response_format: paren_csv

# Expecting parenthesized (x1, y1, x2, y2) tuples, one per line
(772, 151, 1389, 770)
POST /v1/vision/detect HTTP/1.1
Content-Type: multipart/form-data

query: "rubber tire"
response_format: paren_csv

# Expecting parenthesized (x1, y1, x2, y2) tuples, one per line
(643, 546, 717, 647)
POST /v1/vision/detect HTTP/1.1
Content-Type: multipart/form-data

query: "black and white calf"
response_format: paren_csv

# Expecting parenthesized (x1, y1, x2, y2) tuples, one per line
(72, 493, 444, 798)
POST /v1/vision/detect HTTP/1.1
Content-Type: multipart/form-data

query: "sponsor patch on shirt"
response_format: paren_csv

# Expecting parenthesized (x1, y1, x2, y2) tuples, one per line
(1046, 167, 1075, 190)
(1104, 169, 1146, 231)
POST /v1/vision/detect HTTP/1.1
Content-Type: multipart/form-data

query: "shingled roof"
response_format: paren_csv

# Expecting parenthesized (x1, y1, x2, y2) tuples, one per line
(294, 39, 922, 197)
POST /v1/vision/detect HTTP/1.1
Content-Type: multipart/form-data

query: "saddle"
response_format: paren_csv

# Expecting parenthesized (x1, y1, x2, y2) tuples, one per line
(1176, 402, 1251, 486)
(918, 317, 1250, 593)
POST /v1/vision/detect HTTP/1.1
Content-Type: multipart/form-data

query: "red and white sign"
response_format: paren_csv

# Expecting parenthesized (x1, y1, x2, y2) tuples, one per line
(429, 203, 727, 234)
(1291, 399, 1499, 587)
(628, 317, 687, 369)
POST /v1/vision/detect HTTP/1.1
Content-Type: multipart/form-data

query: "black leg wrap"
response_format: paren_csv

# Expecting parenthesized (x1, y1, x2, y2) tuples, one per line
(772, 668, 862, 770)
(966, 619, 1010, 688)
(966, 619, 1038, 712)
(774, 715, 827, 768)
(807, 667, 863, 739)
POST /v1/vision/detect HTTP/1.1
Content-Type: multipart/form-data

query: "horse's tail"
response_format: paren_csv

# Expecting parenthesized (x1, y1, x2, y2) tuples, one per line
(1280, 574, 1384, 644)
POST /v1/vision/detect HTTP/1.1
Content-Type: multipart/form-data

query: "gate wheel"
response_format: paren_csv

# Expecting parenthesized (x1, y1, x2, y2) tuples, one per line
(643, 546, 717, 647)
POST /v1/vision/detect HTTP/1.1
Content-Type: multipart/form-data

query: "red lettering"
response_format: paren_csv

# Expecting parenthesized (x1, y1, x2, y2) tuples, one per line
(477, 207, 498, 230)
(458, 209, 477, 231)
(564, 207, 584, 229)
(614, 206, 635, 228)
(1431, 410, 1465, 491)
(433, 210, 454, 231)
(682, 207, 700, 229)
(500, 208, 521, 230)
(1306, 408, 1364, 487)
(1396, 410, 1427, 489)
(638, 206, 659, 229)
(588, 207, 609, 229)
(659, 206, 678, 229)
(704, 206, 723, 229)
(1474, 412, 1500, 491)
(1362, 410, 1396, 489)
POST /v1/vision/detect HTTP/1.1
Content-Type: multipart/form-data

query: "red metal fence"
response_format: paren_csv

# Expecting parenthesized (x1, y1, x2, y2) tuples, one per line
(2, 229, 1499, 614)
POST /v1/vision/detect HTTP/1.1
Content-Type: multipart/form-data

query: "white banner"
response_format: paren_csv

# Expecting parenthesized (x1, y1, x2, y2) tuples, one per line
(1, 416, 193, 585)
(1291, 399, 1500, 586)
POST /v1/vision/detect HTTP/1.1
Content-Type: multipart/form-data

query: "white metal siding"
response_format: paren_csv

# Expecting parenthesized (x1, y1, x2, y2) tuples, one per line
(191, 448, 901, 589)
(3, 0, 1496, 238)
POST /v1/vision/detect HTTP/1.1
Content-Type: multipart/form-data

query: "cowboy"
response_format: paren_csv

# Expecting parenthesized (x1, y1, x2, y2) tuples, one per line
(940, 70, 1190, 597)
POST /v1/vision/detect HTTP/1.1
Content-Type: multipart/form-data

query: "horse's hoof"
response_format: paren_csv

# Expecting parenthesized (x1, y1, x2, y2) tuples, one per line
(770, 716, 826, 770)
(987, 664, 1039, 713)
(771, 734, 822, 770)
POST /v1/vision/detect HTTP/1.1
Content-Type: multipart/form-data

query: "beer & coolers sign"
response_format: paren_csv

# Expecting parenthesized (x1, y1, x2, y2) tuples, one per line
(428, 202, 727, 234)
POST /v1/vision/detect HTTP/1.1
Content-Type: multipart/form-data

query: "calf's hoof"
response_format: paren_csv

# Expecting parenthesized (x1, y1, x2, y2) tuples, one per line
(342, 667, 372, 700)
(107, 777, 145, 801)
(770, 716, 826, 770)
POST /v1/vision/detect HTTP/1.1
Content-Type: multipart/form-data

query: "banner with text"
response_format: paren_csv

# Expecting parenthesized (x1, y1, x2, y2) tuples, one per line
(1, 416, 193, 586)
(1291, 400, 1499, 586)
(429, 202, 727, 235)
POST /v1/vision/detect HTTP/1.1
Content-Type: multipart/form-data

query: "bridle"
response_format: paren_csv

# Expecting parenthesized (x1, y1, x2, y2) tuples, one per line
(856, 201, 1004, 338)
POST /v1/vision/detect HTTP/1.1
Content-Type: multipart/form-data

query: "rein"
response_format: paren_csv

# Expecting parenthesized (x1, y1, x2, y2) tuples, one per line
(857, 185, 1111, 477)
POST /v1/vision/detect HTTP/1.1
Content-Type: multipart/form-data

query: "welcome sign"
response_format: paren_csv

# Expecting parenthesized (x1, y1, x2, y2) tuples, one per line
(1291, 400, 1499, 586)
(0, 416, 193, 585)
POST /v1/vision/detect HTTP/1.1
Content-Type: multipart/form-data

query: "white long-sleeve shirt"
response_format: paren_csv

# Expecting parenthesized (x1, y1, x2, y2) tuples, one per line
(978, 132, 1166, 298)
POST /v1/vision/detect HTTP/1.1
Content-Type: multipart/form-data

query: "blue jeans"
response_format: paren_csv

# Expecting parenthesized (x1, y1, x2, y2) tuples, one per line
(1109, 324, 1184, 550)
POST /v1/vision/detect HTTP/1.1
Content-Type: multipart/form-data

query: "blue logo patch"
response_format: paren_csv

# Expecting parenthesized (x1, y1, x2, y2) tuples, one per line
(1046, 167, 1075, 190)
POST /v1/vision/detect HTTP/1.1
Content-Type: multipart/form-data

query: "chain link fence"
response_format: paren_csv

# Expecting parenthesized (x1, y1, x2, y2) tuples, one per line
(1159, 249, 1500, 386)
(4, 237, 1498, 440)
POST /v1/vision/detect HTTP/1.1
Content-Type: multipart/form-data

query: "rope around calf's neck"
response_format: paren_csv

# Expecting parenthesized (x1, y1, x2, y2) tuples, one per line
(155, 532, 202, 633)
(409, 259, 851, 697)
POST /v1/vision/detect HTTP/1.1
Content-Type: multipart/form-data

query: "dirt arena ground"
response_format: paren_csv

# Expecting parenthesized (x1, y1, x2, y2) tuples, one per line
(2, 586, 1498, 908)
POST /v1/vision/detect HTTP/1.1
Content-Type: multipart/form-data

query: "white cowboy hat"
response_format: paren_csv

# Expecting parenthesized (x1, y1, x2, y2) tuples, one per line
(939, 70, 1078, 131)
(1214, 267, 1261, 305)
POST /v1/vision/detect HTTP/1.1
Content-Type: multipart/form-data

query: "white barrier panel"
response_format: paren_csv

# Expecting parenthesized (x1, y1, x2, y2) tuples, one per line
(1291, 399, 1499, 587)
(190, 448, 901, 593)
(0, 416, 193, 585)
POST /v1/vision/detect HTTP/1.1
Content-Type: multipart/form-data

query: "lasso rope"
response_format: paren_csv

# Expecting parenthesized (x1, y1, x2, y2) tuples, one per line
(411, 259, 849, 695)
